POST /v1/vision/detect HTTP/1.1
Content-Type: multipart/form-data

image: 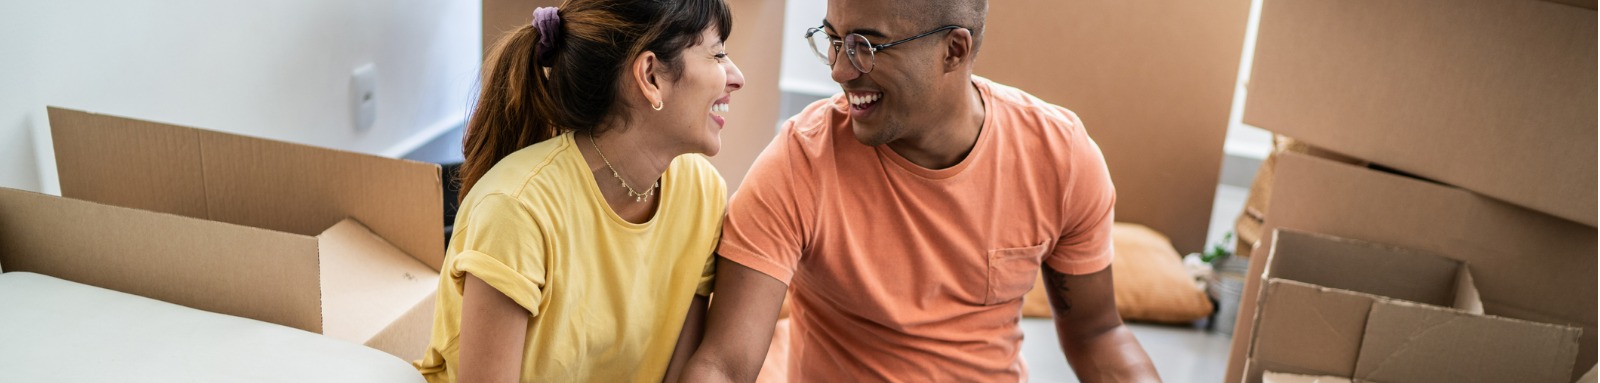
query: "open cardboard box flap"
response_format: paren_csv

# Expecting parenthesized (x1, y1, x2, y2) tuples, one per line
(0, 187, 322, 331)
(47, 107, 443, 270)
(1250, 281, 1580, 383)
(36, 107, 444, 360)
(1228, 152, 1597, 383)
(1262, 230, 1474, 310)
(1357, 300, 1582, 383)
(1249, 228, 1483, 380)
(319, 219, 440, 351)
(1252, 279, 1381, 378)
(1247, 229, 1580, 383)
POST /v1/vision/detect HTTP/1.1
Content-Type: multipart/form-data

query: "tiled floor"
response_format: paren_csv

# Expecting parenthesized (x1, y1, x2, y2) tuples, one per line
(1020, 184, 1248, 382)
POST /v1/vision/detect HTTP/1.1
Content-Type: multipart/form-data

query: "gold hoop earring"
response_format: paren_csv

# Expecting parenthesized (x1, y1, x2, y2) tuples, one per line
(652, 100, 664, 111)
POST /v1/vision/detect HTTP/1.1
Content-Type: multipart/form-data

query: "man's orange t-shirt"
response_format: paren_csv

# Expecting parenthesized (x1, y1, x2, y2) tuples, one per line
(719, 77, 1117, 382)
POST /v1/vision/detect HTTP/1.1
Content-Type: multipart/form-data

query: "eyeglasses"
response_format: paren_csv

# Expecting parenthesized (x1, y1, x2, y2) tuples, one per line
(805, 24, 964, 74)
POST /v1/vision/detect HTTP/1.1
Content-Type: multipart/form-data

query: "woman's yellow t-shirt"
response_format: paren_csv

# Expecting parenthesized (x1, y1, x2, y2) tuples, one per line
(415, 132, 725, 382)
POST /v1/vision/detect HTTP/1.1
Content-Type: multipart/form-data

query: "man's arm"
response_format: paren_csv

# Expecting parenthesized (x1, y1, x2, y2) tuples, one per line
(678, 257, 789, 383)
(663, 295, 710, 383)
(1042, 264, 1160, 382)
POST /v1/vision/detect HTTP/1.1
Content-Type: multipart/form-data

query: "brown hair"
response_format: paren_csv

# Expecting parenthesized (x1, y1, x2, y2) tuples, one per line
(458, 0, 733, 201)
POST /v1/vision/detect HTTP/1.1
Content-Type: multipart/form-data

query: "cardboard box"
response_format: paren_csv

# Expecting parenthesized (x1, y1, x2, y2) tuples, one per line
(1233, 136, 1365, 257)
(977, 0, 1251, 253)
(1244, 229, 1580, 383)
(32, 107, 444, 361)
(1243, 0, 1598, 225)
(1225, 152, 1598, 383)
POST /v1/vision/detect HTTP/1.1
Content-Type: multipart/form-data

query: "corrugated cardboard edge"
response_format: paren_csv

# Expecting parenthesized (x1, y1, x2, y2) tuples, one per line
(0, 187, 323, 333)
(1264, 229, 1468, 309)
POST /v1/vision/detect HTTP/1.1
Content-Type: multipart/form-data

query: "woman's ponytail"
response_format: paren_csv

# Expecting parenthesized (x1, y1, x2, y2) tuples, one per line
(458, 22, 561, 202)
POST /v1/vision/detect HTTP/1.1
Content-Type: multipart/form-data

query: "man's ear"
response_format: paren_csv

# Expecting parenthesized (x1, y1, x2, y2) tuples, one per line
(630, 51, 664, 108)
(943, 28, 975, 72)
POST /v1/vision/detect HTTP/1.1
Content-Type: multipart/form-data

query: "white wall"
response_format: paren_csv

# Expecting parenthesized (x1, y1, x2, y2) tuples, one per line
(0, 0, 481, 194)
(778, 0, 833, 97)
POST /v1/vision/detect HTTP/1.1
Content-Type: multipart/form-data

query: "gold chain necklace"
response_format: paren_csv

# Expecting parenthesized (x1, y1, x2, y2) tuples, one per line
(588, 133, 658, 202)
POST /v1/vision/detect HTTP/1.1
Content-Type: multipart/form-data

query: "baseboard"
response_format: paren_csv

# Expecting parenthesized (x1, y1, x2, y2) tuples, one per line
(381, 114, 465, 160)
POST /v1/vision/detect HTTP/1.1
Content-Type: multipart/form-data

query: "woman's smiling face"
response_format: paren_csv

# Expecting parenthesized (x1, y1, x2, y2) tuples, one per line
(656, 27, 746, 156)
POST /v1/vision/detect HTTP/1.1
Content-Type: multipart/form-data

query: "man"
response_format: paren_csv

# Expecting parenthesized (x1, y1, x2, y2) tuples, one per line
(682, 0, 1159, 381)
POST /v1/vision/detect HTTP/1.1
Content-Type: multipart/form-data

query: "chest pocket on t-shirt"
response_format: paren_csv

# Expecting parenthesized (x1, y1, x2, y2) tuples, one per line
(985, 242, 1049, 305)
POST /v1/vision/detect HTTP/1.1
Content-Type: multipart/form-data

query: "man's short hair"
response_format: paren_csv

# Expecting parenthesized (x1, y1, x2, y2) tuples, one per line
(905, 0, 987, 54)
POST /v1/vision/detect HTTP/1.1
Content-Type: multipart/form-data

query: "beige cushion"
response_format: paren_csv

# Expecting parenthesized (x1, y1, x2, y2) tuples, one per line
(1022, 223, 1214, 323)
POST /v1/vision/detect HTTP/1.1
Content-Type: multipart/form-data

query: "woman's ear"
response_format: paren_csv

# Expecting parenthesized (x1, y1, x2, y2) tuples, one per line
(630, 51, 664, 108)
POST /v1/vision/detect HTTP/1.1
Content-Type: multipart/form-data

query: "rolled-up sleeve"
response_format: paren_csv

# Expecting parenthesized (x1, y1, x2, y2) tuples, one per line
(447, 193, 548, 315)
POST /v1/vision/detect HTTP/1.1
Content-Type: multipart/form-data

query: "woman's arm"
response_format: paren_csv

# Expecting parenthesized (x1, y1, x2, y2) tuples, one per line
(663, 295, 710, 383)
(458, 273, 531, 383)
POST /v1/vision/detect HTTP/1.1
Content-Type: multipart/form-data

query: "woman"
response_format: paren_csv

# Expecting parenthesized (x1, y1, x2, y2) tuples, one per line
(413, 0, 743, 381)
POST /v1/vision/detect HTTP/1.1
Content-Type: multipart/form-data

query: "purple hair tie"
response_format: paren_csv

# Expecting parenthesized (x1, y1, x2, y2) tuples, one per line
(532, 7, 562, 67)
